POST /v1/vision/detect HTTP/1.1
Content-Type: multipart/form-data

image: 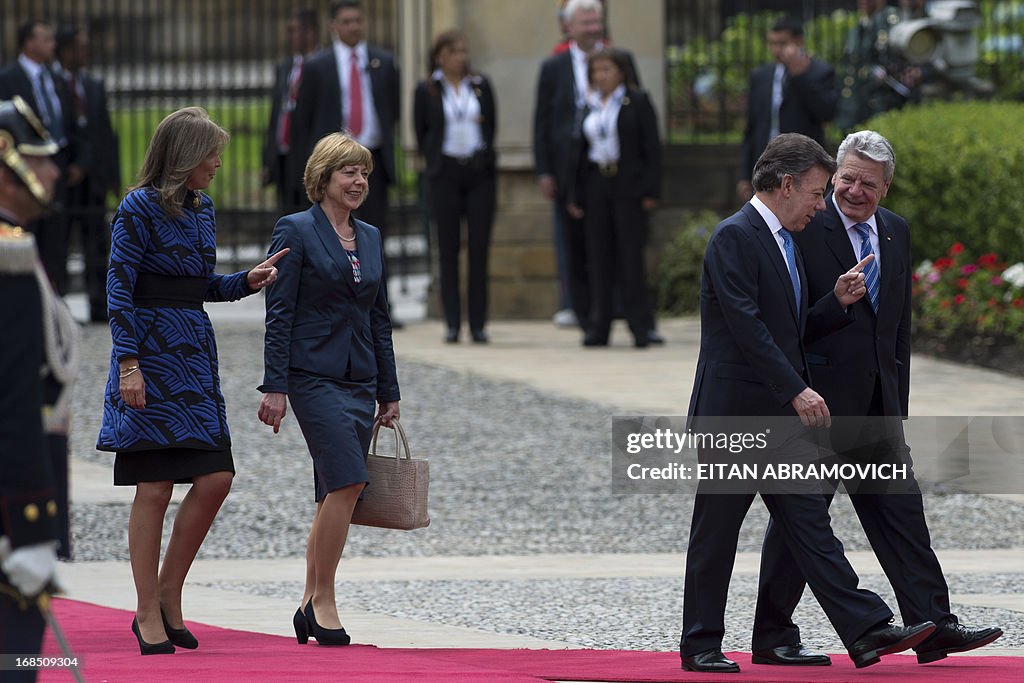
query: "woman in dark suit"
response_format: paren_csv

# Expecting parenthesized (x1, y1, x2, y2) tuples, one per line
(97, 107, 285, 654)
(258, 133, 400, 647)
(568, 47, 661, 348)
(413, 29, 497, 343)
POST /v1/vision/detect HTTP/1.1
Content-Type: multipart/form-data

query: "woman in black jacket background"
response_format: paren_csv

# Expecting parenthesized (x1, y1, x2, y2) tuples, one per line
(413, 29, 497, 344)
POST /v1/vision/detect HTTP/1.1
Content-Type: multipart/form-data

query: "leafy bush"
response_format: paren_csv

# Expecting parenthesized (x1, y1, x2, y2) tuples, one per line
(866, 101, 1024, 262)
(655, 210, 721, 315)
(913, 242, 1024, 343)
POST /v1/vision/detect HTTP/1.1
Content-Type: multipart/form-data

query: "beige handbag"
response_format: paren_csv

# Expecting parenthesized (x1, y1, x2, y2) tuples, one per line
(351, 419, 430, 530)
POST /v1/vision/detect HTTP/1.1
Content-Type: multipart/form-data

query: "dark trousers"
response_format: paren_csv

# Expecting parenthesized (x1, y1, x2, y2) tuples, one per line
(64, 180, 109, 321)
(430, 156, 496, 332)
(0, 588, 46, 682)
(680, 435, 893, 656)
(756, 382, 954, 637)
(554, 200, 589, 329)
(275, 154, 307, 216)
(583, 168, 651, 342)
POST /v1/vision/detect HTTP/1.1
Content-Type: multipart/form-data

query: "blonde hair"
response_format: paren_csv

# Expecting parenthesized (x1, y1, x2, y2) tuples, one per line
(304, 133, 374, 203)
(132, 107, 229, 216)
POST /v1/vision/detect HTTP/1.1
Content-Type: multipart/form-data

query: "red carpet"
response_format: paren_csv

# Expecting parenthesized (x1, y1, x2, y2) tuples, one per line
(38, 598, 1021, 682)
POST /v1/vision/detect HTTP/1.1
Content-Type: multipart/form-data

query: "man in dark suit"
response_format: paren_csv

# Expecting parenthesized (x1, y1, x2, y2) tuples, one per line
(0, 20, 78, 295)
(293, 0, 398, 235)
(758, 130, 1003, 665)
(292, 0, 401, 324)
(737, 17, 837, 203)
(533, 0, 615, 333)
(263, 8, 320, 216)
(55, 25, 120, 323)
(680, 133, 936, 673)
(0, 96, 65, 682)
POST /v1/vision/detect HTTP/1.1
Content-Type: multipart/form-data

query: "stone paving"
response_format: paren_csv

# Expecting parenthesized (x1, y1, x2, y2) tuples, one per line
(60, 294, 1024, 661)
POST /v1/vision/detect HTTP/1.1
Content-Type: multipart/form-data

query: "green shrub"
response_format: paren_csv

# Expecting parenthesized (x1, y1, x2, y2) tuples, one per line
(655, 210, 721, 315)
(866, 101, 1024, 262)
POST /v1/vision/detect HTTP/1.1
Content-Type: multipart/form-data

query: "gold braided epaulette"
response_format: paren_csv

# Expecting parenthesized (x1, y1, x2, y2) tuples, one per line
(0, 223, 37, 274)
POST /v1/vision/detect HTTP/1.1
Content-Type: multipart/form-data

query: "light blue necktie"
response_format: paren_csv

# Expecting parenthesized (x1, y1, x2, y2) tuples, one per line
(38, 70, 63, 143)
(779, 229, 801, 311)
(854, 222, 880, 313)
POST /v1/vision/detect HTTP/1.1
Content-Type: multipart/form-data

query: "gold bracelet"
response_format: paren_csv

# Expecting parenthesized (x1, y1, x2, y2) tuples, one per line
(119, 366, 140, 379)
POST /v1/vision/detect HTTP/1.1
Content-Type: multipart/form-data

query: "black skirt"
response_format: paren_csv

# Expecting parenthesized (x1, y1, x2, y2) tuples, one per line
(114, 447, 235, 486)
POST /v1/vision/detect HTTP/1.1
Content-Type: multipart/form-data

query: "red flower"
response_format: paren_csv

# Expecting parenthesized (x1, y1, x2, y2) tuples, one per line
(949, 243, 965, 255)
(957, 278, 969, 289)
(912, 273, 921, 283)
(988, 298, 998, 307)
(941, 299, 951, 308)
(992, 276, 1004, 286)
(934, 257, 954, 271)
(954, 294, 967, 305)
(978, 252, 1001, 268)
(961, 264, 978, 275)
(1015, 299, 1024, 308)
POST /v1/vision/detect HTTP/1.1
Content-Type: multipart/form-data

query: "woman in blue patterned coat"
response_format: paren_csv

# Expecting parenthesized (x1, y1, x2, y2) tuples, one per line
(97, 107, 287, 655)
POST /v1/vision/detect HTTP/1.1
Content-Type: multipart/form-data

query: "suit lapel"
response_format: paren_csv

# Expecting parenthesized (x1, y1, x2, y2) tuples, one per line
(876, 211, 896, 315)
(824, 195, 858, 272)
(310, 203, 357, 296)
(743, 203, 800, 324)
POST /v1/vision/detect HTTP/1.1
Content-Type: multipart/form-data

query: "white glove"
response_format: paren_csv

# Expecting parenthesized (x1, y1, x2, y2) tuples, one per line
(0, 536, 58, 597)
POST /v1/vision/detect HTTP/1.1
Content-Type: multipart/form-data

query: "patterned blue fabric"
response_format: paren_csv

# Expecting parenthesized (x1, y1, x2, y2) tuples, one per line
(97, 188, 255, 452)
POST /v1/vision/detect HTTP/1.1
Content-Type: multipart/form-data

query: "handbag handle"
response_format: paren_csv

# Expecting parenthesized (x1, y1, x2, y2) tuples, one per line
(370, 418, 411, 460)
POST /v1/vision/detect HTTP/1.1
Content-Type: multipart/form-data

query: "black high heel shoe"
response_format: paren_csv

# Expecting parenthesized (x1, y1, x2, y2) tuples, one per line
(294, 606, 309, 644)
(303, 601, 351, 646)
(160, 609, 199, 649)
(131, 617, 175, 655)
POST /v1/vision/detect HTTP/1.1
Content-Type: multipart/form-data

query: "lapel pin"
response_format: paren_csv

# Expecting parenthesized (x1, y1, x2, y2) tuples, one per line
(622, 96, 631, 106)
(369, 58, 380, 68)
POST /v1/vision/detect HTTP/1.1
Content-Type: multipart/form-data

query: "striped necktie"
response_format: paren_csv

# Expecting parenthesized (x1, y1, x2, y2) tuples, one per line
(854, 222, 880, 312)
(779, 229, 801, 311)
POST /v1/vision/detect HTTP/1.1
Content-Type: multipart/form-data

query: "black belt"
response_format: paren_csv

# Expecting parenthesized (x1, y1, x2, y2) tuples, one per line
(588, 161, 618, 177)
(133, 273, 206, 309)
(443, 151, 486, 166)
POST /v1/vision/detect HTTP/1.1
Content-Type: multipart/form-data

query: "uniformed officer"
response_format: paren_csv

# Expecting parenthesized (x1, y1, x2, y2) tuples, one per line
(0, 96, 76, 682)
(835, 0, 920, 131)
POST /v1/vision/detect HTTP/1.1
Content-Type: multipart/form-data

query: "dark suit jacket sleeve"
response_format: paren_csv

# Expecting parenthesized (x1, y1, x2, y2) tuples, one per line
(789, 58, 838, 128)
(896, 218, 912, 417)
(370, 247, 400, 403)
(412, 80, 430, 153)
(0, 273, 59, 549)
(705, 224, 808, 406)
(263, 60, 287, 177)
(805, 290, 855, 346)
(260, 216, 304, 394)
(738, 70, 761, 183)
(93, 77, 121, 193)
(532, 59, 555, 178)
(291, 57, 320, 169)
(635, 90, 661, 199)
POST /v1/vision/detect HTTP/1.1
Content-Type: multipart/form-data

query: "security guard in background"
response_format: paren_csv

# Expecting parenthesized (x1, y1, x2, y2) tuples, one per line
(0, 96, 77, 681)
(835, 0, 921, 131)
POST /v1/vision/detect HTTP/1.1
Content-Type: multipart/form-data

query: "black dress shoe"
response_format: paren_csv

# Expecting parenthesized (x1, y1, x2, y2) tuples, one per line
(582, 334, 608, 347)
(848, 620, 935, 669)
(634, 336, 649, 348)
(160, 609, 198, 649)
(131, 617, 175, 655)
(445, 328, 459, 343)
(304, 601, 351, 646)
(471, 329, 488, 343)
(680, 648, 740, 673)
(647, 330, 665, 345)
(751, 643, 830, 666)
(914, 621, 1003, 663)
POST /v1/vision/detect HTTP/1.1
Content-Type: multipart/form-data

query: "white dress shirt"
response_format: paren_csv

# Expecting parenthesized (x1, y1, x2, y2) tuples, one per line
(750, 194, 794, 270)
(333, 40, 381, 150)
(434, 71, 484, 159)
(582, 84, 625, 165)
(837, 207, 882, 271)
(19, 54, 66, 146)
(569, 40, 603, 109)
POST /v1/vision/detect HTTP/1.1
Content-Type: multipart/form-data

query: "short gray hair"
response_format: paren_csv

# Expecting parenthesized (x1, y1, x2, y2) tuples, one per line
(752, 133, 836, 193)
(836, 130, 896, 182)
(563, 0, 603, 22)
